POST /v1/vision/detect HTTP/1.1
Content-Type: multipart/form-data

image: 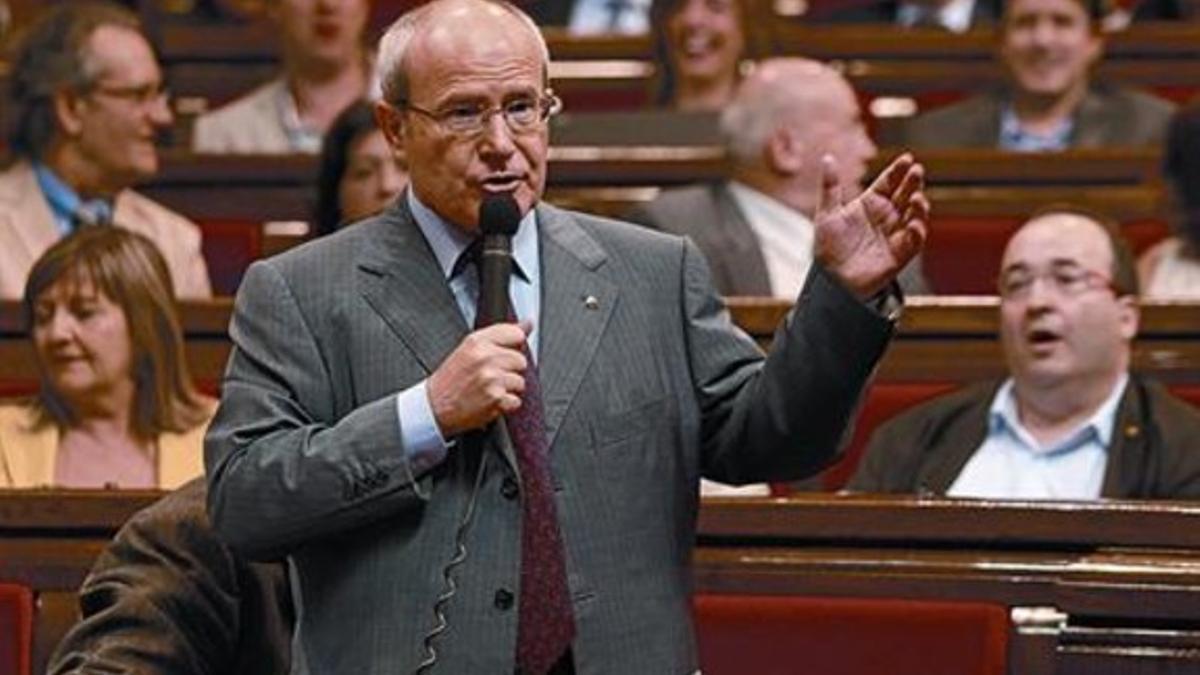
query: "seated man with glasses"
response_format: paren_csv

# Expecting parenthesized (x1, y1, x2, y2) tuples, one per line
(849, 206, 1200, 500)
(0, 1, 211, 300)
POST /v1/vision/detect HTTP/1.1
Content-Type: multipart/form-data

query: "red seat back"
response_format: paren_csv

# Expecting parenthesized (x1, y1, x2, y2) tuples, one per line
(821, 382, 960, 491)
(694, 594, 1009, 675)
(1169, 384, 1200, 408)
(0, 583, 33, 675)
(198, 220, 264, 296)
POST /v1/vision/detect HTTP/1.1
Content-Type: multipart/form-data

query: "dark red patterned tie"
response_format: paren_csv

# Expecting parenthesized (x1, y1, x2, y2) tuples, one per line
(469, 252, 576, 674)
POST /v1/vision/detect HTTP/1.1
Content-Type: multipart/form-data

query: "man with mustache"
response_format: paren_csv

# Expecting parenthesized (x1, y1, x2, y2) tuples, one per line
(850, 208, 1200, 499)
(0, 1, 211, 300)
(205, 0, 929, 671)
(900, 0, 1173, 150)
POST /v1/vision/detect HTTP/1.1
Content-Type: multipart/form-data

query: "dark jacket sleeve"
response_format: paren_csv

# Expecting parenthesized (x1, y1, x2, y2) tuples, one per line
(46, 480, 293, 675)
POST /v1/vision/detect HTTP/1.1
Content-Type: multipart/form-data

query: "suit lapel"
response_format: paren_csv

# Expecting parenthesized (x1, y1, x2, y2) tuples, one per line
(919, 383, 996, 494)
(1071, 89, 1110, 148)
(1100, 378, 1147, 498)
(0, 161, 61, 269)
(711, 184, 772, 295)
(357, 203, 469, 375)
(536, 205, 617, 451)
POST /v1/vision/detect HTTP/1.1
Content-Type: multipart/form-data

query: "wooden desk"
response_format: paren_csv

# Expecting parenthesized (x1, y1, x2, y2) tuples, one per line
(138, 148, 1162, 224)
(7, 491, 1200, 673)
(697, 495, 1200, 674)
(2, 299, 1197, 388)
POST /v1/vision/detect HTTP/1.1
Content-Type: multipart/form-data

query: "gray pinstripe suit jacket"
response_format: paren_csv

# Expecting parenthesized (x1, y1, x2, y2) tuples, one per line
(205, 200, 894, 673)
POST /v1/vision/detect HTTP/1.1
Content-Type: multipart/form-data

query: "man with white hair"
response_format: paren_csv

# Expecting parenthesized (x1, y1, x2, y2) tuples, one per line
(205, 2, 930, 672)
(632, 57, 927, 297)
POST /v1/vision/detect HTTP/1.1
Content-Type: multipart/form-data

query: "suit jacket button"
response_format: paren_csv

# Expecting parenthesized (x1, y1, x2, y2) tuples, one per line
(501, 477, 519, 500)
(494, 588, 514, 611)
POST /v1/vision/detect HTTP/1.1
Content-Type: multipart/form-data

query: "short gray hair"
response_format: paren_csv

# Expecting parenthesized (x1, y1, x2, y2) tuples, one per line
(376, 0, 549, 105)
(719, 76, 800, 165)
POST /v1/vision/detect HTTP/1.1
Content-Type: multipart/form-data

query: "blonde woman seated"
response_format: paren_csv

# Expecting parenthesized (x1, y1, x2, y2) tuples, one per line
(0, 227, 213, 488)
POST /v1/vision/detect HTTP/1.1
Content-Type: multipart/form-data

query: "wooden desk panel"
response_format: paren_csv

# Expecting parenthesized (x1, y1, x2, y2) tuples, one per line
(7, 492, 1200, 673)
(2, 299, 1196, 386)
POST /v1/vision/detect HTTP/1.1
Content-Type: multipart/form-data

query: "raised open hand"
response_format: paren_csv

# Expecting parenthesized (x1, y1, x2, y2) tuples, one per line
(814, 152, 930, 299)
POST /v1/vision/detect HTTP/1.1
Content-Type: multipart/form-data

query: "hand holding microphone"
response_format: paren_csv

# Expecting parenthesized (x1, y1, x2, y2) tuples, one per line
(428, 193, 529, 437)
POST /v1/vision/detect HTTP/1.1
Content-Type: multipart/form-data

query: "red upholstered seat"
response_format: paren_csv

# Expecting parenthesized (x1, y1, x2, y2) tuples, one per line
(1169, 384, 1200, 409)
(197, 220, 264, 296)
(925, 216, 1022, 294)
(0, 381, 37, 400)
(820, 382, 959, 491)
(0, 583, 33, 675)
(694, 594, 1009, 675)
(923, 216, 1170, 294)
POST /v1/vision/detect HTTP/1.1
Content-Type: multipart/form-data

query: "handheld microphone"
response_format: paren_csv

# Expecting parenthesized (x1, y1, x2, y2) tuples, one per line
(476, 193, 521, 327)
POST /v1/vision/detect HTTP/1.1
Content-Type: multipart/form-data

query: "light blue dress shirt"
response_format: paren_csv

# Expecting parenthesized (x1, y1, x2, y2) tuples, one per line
(568, 0, 651, 34)
(33, 163, 113, 236)
(947, 374, 1128, 500)
(999, 105, 1074, 152)
(393, 189, 542, 475)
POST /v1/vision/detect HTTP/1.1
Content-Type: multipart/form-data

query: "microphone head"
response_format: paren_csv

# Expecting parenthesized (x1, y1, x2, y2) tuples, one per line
(478, 193, 521, 237)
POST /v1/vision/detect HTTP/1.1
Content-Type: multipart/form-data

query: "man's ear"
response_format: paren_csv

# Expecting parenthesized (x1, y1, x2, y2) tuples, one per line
(375, 100, 406, 151)
(53, 89, 86, 138)
(767, 125, 804, 174)
(1117, 294, 1140, 342)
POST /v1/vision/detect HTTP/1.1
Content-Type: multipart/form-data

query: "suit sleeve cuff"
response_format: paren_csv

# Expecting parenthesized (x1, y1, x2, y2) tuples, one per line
(396, 380, 452, 476)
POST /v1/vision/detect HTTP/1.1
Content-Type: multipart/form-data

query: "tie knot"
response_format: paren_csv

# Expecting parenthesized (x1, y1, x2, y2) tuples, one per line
(451, 238, 484, 280)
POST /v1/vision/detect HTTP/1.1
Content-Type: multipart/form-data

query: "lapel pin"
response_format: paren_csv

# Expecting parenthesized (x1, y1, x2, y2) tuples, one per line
(1123, 424, 1140, 439)
(583, 295, 600, 310)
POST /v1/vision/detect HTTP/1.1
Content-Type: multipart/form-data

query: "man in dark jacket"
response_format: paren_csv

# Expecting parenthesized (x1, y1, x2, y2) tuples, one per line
(850, 207, 1200, 499)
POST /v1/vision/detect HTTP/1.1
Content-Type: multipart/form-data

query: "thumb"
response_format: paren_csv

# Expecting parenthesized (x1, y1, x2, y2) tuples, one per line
(817, 154, 841, 216)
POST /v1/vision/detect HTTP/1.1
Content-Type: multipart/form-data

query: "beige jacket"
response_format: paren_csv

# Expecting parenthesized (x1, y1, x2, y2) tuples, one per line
(0, 401, 211, 489)
(192, 79, 305, 155)
(0, 160, 212, 299)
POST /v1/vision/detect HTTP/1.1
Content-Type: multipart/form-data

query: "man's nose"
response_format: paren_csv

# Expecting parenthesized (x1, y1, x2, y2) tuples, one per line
(478, 112, 516, 157)
(149, 96, 174, 127)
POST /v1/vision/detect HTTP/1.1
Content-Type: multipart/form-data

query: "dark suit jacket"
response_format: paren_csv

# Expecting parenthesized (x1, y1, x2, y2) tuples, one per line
(899, 85, 1176, 149)
(205, 200, 894, 672)
(47, 479, 293, 675)
(629, 182, 930, 296)
(848, 376, 1200, 498)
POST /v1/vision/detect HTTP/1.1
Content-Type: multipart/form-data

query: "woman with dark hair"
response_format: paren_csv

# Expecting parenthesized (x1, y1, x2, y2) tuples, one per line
(649, 0, 753, 111)
(313, 100, 408, 237)
(0, 227, 213, 488)
(1139, 103, 1200, 298)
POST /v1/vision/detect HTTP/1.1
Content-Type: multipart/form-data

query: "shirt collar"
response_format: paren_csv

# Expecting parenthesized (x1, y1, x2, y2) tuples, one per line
(989, 373, 1130, 453)
(406, 188, 537, 282)
(897, 0, 976, 32)
(33, 162, 84, 223)
(999, 104, 1074, 152)
(32, 162, 113, 234)
(727, 181, 813, 229)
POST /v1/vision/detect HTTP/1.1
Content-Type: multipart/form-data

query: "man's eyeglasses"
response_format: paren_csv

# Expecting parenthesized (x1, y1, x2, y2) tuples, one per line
(400, 92, 562, 136)
(87, 82, 170, 108)
(997, 264, 1120, 300)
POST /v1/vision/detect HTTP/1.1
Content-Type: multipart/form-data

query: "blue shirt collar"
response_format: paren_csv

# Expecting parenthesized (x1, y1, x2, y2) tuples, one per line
(989, 374, 1129, 454)
(33, 162, 95, 236)
(406, 188, 537, 282)
(999, 104, 1074, 152)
